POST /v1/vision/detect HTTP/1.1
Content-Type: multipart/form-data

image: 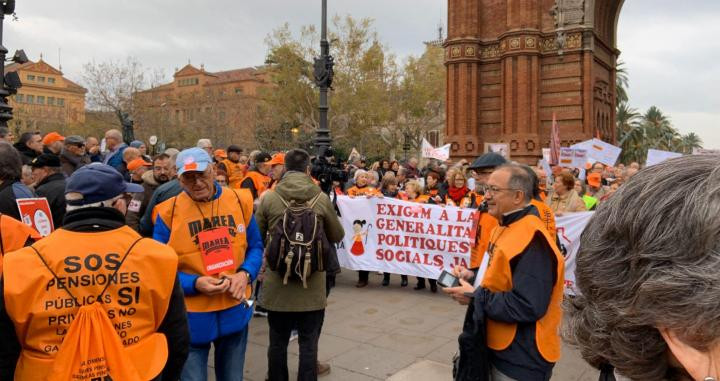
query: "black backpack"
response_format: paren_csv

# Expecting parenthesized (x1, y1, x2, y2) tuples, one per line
(266, 192, 332, 288)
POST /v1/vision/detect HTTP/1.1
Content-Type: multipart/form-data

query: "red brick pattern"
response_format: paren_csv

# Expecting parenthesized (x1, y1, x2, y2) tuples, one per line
(445, 0, 623, 163)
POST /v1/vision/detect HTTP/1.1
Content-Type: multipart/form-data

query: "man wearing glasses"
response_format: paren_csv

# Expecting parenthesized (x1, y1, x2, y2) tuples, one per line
(152, 147, 263, 381)
(59, 135, 90, 177)
(466, 152, 506, 269)
(445, 163, 564, 381)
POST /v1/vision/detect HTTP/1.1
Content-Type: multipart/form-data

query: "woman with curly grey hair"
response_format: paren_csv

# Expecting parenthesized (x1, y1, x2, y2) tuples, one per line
(566, 155, 720, 381)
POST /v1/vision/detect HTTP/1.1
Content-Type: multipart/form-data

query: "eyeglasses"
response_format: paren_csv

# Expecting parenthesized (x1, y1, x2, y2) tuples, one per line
(180, 171, 211, 184)
(484, 186, 520, 195)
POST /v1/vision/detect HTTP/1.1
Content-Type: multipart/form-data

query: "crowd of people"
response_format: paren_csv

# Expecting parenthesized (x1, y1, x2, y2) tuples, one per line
(0, 125, 712, 381)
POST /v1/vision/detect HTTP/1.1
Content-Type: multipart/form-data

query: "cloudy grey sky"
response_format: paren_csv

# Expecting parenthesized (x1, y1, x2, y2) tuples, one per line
(5, 0, 718, 148)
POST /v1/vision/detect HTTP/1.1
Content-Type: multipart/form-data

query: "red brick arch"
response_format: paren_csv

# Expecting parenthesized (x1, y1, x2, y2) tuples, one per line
(445, 0, 625, 163)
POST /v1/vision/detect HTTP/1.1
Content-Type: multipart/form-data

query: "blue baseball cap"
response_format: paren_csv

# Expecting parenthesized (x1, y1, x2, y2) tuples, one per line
(176, 147, 212, 176)
(65, 163, 144, 205)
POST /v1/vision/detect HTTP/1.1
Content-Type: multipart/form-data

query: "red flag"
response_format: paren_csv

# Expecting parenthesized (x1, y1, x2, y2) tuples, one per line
(549, 113, 561, 165)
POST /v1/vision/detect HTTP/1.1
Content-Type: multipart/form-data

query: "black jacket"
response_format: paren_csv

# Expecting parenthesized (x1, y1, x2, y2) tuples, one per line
(12, 142, 38, 165)
(59, 149, 90, 177)
(34, 172, 67, 229)
(0, 207, 190, 381)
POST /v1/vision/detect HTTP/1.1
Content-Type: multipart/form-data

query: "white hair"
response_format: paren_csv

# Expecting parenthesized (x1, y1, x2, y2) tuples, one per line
(354, 169, 367, 182)
(65, 193, 122, 212)
(196, 139, 212, 148)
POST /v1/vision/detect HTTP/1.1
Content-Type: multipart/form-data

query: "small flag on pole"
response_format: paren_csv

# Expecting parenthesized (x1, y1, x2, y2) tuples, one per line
(549, 112, 561, 166)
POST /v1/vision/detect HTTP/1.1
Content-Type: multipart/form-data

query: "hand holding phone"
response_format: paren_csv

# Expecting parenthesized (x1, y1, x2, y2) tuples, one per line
(437, 270, 460, 288)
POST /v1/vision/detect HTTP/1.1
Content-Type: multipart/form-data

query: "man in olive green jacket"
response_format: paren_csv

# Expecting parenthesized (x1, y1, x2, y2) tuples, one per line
(255, 149, 344, 381)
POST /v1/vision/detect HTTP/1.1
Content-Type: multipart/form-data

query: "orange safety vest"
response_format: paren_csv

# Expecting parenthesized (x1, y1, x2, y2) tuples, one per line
(482, 214, 564, 362)
(531, 198, 557, 238)
(470, 211, 499, 269)
(346, 185, 381, 197)
(0, 214, 41, 275)
(154, 187, 253, 312)
(241, 170, 271, 199)
(3, 226, 177, 380)
(220, 159, 247, 189)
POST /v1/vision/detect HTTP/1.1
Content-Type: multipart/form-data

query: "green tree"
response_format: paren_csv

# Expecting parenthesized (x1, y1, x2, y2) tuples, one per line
(616, 61, 629, 107)
(679, 132, 703, 154)
(257, 16, 443, 158)
(616, 102, 644, 164)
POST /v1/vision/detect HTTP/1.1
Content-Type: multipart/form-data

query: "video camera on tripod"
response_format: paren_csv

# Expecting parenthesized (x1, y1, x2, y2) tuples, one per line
(310, 146, 347, 194)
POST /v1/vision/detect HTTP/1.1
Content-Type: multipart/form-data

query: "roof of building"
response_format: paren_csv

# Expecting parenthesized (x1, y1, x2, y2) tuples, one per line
(5, 59, 87, 94)
(140, 64, 266, 93)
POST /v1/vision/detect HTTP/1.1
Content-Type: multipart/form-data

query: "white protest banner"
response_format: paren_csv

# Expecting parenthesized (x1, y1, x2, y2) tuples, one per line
(335, 196, 474, 279)
(572, 138, 621, 166)
(542, 148, 550, 163)
(573, 149, 588, 169)
(348, 147, 361, 162)
(556, 211, 594, 295)
(693, 148, 720, 155)
(421, 138, 451, 161)
(559, 147, 575, 167)
(646, 149, 682, 167)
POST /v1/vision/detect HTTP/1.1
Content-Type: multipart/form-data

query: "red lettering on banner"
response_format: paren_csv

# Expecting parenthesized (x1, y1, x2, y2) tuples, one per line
(375, 203, 432, 219)
(375, 248, 445, 268)
(439, 209, 449, 221)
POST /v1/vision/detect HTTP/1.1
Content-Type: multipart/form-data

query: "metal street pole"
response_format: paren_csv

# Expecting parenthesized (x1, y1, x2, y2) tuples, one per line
(313, 0, 334, 157)
(0, 0, 16, 128)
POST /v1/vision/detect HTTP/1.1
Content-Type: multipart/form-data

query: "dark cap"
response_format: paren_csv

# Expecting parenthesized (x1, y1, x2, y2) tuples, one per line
(65, 135, 85, 145)
(65, 163, 143, 205)
(468, 152, 507, 170)
(255, 152, 272, 164)
(30, 154, 61, 168)
(227, 145, 243, 154)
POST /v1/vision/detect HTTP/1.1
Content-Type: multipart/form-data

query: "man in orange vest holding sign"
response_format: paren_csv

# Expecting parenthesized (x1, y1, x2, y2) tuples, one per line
(445, 164, 564, 380)
(0, 163, 189, 381)
(152, 147, 263, 381)
(240, 151, 272, 200)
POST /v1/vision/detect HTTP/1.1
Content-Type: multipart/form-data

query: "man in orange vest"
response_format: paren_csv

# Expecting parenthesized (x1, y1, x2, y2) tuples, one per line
(152, 147, 263, 381)
(218, 145, 248, 189)
(445, 163, 564, 380)
(240, 151, 272, 200)
(0, 163, 189, 381)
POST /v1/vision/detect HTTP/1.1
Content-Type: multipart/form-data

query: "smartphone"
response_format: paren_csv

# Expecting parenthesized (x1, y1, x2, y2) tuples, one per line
(437, 270, 460, 288)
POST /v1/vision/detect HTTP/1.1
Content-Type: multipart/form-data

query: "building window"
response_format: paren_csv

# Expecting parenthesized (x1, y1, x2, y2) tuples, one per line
(219, 111, 226, 121)
(57, 98, 65, 106)
(26, 95, 34, 103)
(27, 75, 35, 81)
(37, 76, 45, 83)
(178, 77, 199, 86)
(234, 87, 244, 94)
(426, 130, 440, 147)
(15, 94, 23, 103)
(37, 96, 45, 104)
(47, 78, 56, 84)
(47, 97, 55, 106)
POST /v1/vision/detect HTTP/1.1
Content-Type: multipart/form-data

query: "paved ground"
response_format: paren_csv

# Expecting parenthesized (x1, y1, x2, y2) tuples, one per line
(207, 271, 599, 381)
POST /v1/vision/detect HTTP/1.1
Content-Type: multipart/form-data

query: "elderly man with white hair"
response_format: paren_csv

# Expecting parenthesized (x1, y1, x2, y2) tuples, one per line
(196, 138, 213, 156)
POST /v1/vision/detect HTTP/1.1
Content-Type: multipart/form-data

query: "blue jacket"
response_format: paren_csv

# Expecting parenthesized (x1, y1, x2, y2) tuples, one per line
(153, 184, 263, 345)
(103, 143, 127, 171)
